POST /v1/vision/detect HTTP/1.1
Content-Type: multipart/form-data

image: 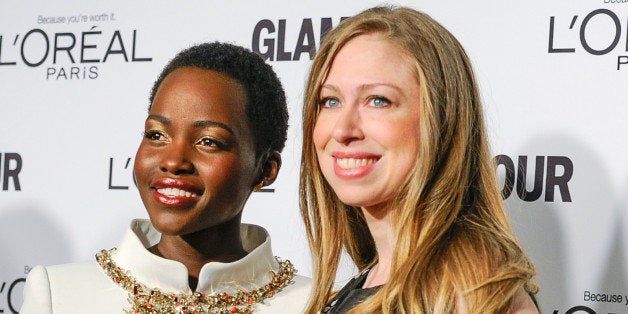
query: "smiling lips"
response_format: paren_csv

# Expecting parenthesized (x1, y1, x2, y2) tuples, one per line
(152, 178, 201, 206)
(157, 187, 198, 198)
(333, 154, 379, 179)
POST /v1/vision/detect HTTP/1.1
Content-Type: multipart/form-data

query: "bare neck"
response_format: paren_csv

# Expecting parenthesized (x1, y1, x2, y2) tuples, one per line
(361, 204, 395, 288)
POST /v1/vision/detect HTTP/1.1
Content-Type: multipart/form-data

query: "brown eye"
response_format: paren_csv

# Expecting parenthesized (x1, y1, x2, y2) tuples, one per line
(197, 137, 229, 150)
(143, 131, 164, 141)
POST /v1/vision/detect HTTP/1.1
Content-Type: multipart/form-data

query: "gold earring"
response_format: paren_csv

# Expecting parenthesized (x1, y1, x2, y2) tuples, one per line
(253, 181, 264, 192)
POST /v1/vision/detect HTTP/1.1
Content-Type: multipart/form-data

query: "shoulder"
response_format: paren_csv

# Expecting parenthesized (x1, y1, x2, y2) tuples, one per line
(21, 265, 52, 314)
(21, 261, 128, 314)
(455, 287, 539, 314)
(280, 274, 312, 300)
(291, 274, 313, 288)
(42, 261, 112, 289)
(253, 274, 312, 314)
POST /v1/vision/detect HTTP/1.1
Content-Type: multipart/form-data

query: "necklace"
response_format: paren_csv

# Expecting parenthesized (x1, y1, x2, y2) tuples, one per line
(96, 248, 296, 314)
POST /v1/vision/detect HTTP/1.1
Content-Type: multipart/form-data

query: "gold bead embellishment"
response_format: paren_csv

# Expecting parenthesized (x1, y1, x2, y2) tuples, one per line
(96, 248, 296, 314)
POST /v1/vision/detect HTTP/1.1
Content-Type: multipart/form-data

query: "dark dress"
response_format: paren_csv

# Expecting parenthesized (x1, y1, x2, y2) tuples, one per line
(321, 269, 381, 314)
(321, 269, 540, 313)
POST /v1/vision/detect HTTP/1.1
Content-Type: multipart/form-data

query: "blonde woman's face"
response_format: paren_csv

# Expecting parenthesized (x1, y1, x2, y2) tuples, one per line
(313, 33, 421, 210)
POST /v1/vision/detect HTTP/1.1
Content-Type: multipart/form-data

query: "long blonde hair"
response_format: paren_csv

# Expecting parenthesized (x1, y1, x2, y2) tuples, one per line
(300, 6, 537, 313)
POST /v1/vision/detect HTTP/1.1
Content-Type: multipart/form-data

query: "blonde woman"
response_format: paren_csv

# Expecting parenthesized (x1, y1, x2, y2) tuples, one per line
(300, 6, 538, 313)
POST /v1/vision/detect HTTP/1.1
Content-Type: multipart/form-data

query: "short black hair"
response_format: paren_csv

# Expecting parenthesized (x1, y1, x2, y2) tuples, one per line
(149, 42, 289, 155)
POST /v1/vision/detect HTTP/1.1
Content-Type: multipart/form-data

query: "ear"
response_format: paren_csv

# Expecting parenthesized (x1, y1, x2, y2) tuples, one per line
(259, 151, 282, 187)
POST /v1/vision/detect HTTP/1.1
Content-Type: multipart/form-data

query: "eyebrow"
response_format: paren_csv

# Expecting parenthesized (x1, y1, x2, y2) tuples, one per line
(321, 83, 403, 93)
(147, 115, 234, 135)
(193, 120, 234, 135)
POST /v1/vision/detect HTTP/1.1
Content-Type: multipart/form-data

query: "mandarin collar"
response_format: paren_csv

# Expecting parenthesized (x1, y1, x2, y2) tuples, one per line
(110, 219, 279, 295)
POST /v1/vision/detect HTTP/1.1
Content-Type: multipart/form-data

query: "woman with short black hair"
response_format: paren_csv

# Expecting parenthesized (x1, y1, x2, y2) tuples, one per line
(21, 42, 311, 314)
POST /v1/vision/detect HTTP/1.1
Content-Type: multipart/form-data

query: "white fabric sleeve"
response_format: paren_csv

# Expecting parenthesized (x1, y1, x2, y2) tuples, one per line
(20, 265, 53, 314)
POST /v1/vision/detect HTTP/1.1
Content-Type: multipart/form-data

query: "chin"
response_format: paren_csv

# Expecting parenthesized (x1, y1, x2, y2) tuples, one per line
(335, 195, 369, 208)
(147, 214, 189, 236)
(151, 223, 185, 236)
(336, 192, 391, 211)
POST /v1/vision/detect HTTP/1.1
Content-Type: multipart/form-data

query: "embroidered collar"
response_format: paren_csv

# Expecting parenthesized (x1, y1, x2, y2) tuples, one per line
(110, 219, 292, 295)
(97, 248, 295, 313)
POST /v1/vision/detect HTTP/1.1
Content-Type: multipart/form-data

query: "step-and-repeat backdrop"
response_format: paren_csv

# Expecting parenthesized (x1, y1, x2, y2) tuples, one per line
(1, 1, 626, 313)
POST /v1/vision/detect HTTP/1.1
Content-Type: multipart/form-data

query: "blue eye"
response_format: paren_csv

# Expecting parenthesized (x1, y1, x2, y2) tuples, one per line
(370, 97, 390, 107)
(320, 97, 340, 108)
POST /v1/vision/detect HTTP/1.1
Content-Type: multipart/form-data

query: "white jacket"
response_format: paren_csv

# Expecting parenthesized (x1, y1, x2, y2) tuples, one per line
(21, 219, 311, 313)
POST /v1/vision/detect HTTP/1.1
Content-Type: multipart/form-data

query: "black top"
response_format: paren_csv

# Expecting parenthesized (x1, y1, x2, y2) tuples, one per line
(321, 269, 381, 314)
(321, 269, 540, 313)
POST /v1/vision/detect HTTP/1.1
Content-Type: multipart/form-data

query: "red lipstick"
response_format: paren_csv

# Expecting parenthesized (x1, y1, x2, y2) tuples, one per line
(151, 178, 202, 206)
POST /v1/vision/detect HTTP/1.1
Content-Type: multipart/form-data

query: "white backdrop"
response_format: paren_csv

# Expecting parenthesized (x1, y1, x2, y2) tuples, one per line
(1, 1, 626, 313)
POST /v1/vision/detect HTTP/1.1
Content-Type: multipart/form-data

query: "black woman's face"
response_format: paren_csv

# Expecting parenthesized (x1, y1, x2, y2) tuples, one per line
(134, 67, 258, 236)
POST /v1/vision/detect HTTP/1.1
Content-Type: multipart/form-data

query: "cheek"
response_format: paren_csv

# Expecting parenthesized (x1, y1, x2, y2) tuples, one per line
(396, 119, 421, 171)
(133, 144, 155, 183)
(312, 118, 330, 151)
(198, 156, 252, 188)
(377, 115, 420, 164)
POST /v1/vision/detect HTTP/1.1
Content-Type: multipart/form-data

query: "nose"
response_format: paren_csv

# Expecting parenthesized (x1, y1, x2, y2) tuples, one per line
(331, 106, 364, 145)
(160, 141, 195, 175)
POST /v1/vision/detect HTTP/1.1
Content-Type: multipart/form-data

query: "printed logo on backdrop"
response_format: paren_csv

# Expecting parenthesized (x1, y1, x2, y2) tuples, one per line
(251, 17, 347, 61)
(548, 7, 628, 70)
(108, 157, 275, 192)
(552, 289, 628, 313)
(0, 272, 27, 314)
(0, 153, 22, 191)
(0, 12, 152, 80)
(494, 155, 573, 202)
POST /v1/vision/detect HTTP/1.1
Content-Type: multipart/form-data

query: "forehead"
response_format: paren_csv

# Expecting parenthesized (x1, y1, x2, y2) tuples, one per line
(324, 33, 417, 85)
(149, 67, 253, 138)
(151, 67, 248, 115)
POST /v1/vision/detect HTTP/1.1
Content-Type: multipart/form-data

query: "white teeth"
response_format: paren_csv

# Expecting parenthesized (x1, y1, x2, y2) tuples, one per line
(157, 187, 198, 197)
(336, 158, 376, 169)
